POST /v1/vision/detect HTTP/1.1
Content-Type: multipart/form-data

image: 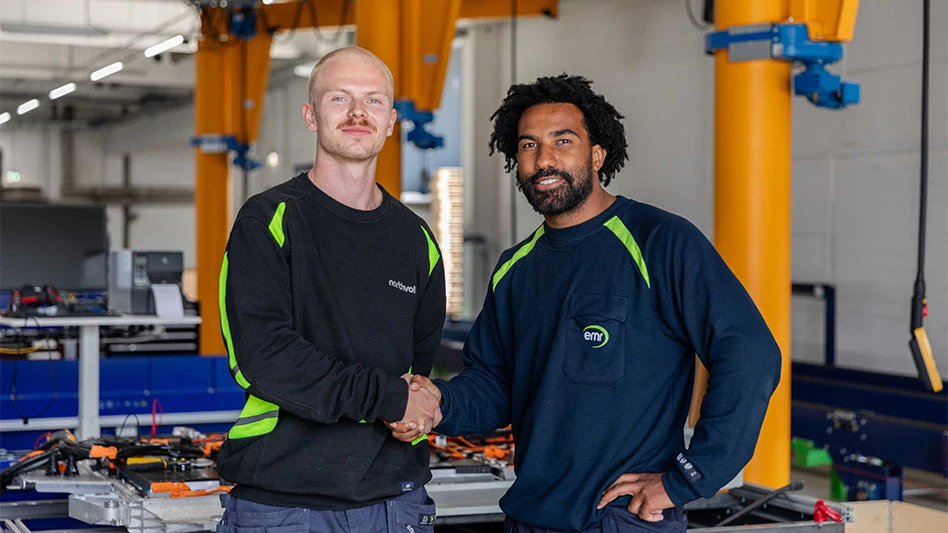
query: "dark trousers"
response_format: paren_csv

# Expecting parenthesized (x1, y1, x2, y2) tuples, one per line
(217, 488, 436, 533)
(504, 507, 687, 533)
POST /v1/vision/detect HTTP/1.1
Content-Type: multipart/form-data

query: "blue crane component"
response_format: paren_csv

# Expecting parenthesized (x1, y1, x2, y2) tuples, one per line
(394, 100, 444, 150)
(706, 23, 860, 110)
(190, 135, 262, 171)
(230, 8, 257, 39)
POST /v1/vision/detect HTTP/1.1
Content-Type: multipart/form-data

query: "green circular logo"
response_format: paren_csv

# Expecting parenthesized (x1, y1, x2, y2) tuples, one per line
(582, 325, 609, 349)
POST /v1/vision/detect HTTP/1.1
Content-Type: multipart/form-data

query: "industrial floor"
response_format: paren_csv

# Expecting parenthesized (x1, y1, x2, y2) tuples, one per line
(433, 467, 948, 532)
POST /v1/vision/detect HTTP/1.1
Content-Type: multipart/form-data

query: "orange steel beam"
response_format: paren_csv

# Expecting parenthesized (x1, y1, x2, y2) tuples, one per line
(257, 0, 354, 29)
(194, 14, 273, 355)
(194, 36, 229, 356)
(459, 0, 557, 19)
(401, 0, 463, 112)
(253, 0, 559, 36)
(356, 0, 402, 196)
(790, 0, 859, 41)
(712, 0, 792, 489)
(231, 37, 274, 145)
(255, 0, 556, 114)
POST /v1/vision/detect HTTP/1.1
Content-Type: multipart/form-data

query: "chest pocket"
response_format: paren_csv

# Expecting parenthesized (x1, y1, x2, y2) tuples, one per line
(563, 293, 629, 384)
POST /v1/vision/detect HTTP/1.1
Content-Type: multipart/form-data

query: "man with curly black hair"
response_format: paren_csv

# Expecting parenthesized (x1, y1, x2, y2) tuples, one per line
(391, 74, 780, 532)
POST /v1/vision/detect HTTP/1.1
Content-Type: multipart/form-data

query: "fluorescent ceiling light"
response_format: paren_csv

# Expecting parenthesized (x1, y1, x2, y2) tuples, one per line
(294, 61, 317, 78)
(145, 35, 185, 58)
(90, 61, 123, 81)
(49, 83, 77, 100)
(0, 112, 10, 125)
(17, 99, 40, 115)
(266, 152, 279, 168)
(0, 22, 109, 37)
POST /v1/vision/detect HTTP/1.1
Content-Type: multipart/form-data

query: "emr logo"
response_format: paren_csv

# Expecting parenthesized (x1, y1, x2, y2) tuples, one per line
(582, 325, 609, 349)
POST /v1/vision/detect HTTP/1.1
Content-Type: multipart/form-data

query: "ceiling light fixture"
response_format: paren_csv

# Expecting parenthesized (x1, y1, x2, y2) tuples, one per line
(49, 83, 78, 100)
(90, 61, 123, 81)
(17, 99, 40, 115)
(145, 35, 185, 58)
(294, 61, 317, 78)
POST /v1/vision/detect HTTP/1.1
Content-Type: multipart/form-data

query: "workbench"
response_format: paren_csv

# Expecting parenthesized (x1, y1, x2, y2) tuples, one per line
(0, 315, 203, 440)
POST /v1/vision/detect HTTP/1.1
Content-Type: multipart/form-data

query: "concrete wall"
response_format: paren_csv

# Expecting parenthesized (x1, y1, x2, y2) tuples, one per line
(0, 124, 63, 201)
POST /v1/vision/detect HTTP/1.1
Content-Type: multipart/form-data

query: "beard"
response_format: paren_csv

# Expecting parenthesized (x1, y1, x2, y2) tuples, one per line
(517, 157, 595, 216)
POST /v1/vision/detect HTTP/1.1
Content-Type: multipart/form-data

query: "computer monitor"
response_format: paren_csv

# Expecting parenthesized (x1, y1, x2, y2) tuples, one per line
(0, 203, 109, 292)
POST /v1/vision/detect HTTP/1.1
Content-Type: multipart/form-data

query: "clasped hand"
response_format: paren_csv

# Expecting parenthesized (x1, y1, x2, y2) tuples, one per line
(385, 374, 442, 442)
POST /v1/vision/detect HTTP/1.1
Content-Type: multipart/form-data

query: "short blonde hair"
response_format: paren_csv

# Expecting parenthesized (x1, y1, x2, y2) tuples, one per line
(307, 46, 395, 104)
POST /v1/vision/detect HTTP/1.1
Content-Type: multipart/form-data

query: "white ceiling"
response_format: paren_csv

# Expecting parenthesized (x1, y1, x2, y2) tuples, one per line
(0, 0, 351, 125)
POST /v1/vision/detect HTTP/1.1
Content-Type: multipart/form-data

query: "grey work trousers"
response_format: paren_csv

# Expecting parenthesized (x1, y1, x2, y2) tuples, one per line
(217, 488, 436, 533)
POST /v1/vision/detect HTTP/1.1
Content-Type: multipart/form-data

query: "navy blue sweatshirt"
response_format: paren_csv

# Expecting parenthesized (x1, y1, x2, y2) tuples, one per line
(433, 196, 780, 531)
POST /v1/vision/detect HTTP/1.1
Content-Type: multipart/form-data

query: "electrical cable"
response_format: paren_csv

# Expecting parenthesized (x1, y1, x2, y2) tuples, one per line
(0, 346, 40, 355)
(34, 432, 53, 450)
(9, 315, 57, 423)
(0, 448, 59, 495)
(266, 0, 305, 44)
(151, 399, 164, 436)
(305, 0, 351, 46)
(907, 0, 942, 392)
(118, 414, 142, 437)
(916, 0, 930, 291)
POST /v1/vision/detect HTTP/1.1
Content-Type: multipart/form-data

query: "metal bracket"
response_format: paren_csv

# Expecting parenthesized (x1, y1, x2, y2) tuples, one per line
(191, 135, 261, 171)
(706, 23, 860, 109)
(229, 8, 257, 40)
(394, 100, 444, 150)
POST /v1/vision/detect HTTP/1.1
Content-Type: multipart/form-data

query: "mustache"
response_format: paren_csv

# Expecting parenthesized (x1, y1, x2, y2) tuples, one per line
(523, 168, 574, 187)
(339, 119, 374, 131)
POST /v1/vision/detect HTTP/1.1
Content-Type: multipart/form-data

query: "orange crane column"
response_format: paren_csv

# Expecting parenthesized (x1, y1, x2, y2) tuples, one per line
(356, 0, 402, 197)
(195, 38, 229, 356)
(714, 0, 792, 488)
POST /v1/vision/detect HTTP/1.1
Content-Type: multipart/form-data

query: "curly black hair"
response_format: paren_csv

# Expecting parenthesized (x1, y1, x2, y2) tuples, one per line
(488, 74, 629, 187)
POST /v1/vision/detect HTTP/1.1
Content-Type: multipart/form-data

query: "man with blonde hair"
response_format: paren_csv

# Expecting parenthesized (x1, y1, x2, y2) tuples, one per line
(215, 46, 445, 533)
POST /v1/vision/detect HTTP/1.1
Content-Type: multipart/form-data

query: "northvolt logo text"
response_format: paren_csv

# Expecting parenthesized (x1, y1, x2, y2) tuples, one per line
(389, 279, 416, 294)
(582, 325, 609, 348)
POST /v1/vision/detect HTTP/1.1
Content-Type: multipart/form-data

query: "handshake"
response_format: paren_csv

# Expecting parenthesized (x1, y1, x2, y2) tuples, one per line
(385, 374, 443, 442)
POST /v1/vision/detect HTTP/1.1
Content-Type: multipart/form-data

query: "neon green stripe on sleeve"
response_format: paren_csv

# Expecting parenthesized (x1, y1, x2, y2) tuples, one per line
(219, 252, 250, 389)
(421, 226, 440, 276)
(229, 395, 279, 439)
(603, 216, 650, 289)
(268, 202, 287, 247)
(492, 226, 545, 291)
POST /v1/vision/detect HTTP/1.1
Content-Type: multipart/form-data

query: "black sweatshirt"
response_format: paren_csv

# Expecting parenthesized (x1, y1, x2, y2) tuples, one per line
(216, 173, 446, 509)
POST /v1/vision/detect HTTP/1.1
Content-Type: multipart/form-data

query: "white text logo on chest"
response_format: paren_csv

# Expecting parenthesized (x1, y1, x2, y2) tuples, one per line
(389, 279, 416, 294)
